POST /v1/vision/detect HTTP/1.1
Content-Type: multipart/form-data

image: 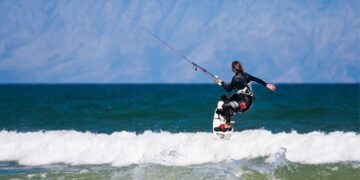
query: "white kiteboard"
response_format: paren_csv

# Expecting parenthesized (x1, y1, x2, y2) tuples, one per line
(213, 101, 234, 140)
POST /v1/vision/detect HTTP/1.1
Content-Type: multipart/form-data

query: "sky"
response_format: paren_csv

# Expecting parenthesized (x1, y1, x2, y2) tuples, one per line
(0, 0, 359, 83)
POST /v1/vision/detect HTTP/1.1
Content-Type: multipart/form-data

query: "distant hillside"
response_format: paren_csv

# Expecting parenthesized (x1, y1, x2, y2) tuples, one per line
(0, 0, 358, 83)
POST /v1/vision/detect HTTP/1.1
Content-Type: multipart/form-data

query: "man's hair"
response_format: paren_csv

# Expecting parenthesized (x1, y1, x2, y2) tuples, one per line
(232, 60, 244, 73)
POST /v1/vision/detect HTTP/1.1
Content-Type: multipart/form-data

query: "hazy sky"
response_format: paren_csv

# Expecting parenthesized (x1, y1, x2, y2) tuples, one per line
(0, 0, 359, 83)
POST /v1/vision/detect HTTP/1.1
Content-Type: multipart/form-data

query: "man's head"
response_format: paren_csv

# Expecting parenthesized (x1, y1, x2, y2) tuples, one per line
(231, 60, 244, 73)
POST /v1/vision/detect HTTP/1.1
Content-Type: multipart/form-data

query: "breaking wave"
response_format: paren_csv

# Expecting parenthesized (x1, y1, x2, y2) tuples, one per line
(0, 130, 359, 166)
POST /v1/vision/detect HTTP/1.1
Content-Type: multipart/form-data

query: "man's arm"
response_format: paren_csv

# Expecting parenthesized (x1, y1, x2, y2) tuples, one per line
(248, 74, 267, 86)
(221, 79, 234, 92)
(247, 73, 276, 91)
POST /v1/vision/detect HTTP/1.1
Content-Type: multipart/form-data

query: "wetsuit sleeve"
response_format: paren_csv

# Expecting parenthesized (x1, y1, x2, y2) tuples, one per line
(221, 77, 235, 92)
(248, 74, 267, 86)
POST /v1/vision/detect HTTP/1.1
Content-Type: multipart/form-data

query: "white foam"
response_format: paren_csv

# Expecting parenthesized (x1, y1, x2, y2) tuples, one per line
(0, 130, 359, 166)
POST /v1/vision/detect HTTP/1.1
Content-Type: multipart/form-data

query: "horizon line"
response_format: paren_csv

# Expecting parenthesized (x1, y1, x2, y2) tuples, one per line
(0, 82, 359, 85)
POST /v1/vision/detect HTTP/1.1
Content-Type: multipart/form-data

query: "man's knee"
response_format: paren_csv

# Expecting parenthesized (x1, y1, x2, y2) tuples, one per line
(222, 101, 239, 111)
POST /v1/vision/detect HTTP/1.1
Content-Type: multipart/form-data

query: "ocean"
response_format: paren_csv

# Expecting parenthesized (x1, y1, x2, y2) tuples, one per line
(0, 84, 359, 179)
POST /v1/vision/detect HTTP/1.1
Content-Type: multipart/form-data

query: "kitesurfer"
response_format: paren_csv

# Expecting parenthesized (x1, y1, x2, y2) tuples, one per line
(214, 60, 276, 132)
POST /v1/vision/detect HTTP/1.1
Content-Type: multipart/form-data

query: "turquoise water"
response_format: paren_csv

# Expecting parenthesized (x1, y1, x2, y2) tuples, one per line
(0, 84, 359, 133)
(0, 84, 359, 179)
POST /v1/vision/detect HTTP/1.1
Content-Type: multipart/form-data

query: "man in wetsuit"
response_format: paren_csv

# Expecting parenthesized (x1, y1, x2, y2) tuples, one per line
(214, 60, 276, 132)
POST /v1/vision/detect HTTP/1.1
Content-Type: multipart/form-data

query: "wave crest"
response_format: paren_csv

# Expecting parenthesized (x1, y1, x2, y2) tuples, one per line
(0, 130, 359, 166)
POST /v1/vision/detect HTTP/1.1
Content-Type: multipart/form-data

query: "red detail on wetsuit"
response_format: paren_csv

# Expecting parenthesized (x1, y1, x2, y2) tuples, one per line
(240, 101, 247, 110)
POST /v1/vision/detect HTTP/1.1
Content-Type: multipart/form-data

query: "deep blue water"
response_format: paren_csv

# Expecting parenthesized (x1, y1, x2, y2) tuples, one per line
(0, 84, 359, 133)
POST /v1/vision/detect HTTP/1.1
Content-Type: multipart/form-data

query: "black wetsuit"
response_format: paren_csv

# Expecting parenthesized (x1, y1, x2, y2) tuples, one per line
(220, 72, 267, 123)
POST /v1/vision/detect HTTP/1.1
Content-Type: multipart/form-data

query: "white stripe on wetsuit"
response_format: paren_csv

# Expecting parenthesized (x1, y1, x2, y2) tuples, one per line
(230, 101, 239, 108)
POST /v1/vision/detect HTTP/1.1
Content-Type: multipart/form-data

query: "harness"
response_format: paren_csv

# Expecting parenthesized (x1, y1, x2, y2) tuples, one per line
(236, 83, 253, 96)
(234, 83, 254, 113)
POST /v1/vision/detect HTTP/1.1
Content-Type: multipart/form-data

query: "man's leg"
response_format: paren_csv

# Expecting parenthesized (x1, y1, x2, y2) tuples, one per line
(222, 101, 238, 124)
(239, 95, 253, 112)
(214, 96, 235, 132)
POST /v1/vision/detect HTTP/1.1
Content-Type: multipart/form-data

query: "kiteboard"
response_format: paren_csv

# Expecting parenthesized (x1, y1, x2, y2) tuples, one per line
(213, 101, 234, 140)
